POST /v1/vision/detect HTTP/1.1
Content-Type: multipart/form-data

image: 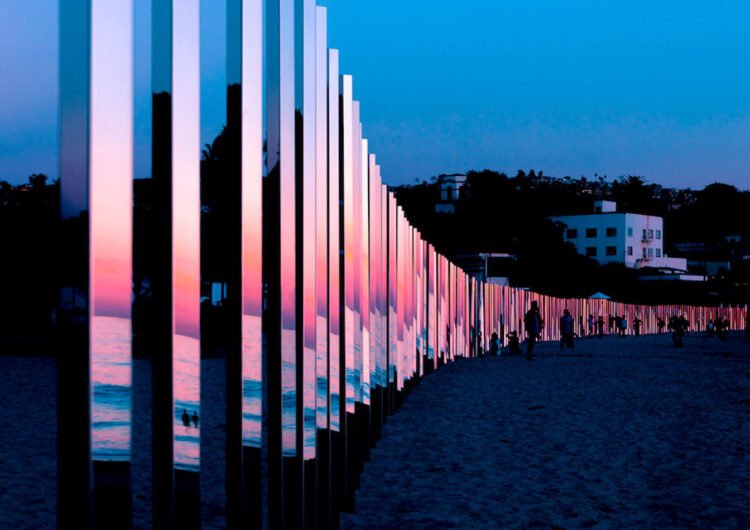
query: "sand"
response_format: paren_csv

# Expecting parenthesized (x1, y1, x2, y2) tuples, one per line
(342, 333, 750, 529)
(1, 334, 748, 528)
(0, 357, 57, 530)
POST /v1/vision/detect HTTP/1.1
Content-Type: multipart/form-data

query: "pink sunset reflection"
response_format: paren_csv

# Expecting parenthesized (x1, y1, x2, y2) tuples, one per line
(174, 334, 200, 471)
(91, 316, 131, 461)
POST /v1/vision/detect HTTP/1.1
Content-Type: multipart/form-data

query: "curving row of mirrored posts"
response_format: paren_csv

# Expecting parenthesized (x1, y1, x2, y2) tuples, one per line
(58, 1, 748, 528)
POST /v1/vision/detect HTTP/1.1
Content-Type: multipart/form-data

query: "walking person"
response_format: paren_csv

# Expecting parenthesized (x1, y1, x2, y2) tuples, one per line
(596, 316, 605, 338)
(715, 318, 725, 341)
(633, 316, 642, 337)
(489, 332, 500, 356)
(620, 315, 627, 337)
(588, 314, 595, 337)
(669, 314, 684, 347)
(560, 309, 575, 351)
(524, 301, 542, 360)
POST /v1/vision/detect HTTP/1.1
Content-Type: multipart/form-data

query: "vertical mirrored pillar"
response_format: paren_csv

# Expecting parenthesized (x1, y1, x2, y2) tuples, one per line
(299, 0, 318, 525)
(427, 245, 436, 372)
(380, 185, 389, 405)
(339, 73, 356, 510)
(360, 142, 371, 412)
(350, 103, 364, 494)
(378, 171, 387, 420)
(327, 48, 343, 521)
(59, 1, 134, 527)
(314, 8, 331, 528)
(225, 0, 264, 526)
(386, 192, 398, 413)
(416, 234, 424, 375)
(264, 0, 298, 525)
(151, 1, 202, 527)
(350, 105, 363, 492)
(418, 236, 427, 374)
(396, 207, 405, 392)
(358, 138, 371, 477)
(440, 255, 447, 365)
(368, 157, 383, 441)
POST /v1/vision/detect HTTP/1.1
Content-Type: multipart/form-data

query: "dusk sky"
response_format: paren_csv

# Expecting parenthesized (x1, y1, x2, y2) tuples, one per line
(1, 0, 749, 189)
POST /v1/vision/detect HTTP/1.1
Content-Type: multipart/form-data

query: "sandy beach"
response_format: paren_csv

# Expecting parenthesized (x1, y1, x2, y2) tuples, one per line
(342, 333, 750, 529)
(1, 333, 748, 528)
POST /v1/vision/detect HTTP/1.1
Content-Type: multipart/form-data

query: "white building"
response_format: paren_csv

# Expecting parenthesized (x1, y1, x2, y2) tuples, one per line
(549, 200, 687, 271)
(435, 174, 467, 214)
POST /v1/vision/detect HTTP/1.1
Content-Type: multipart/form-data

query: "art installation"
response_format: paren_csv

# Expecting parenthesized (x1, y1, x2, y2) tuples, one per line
(57, 0, 748, 528)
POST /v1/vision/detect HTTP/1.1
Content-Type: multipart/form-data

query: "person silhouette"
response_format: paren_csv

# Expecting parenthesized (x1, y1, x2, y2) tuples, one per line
(524, 301, 542, 360)
(597, 316, 605, 338)
(181, 409, 191, 427)
(560, 309, 574, 351)
(507, 331, 521, 354)
(633, 316, 642, 337)
(191, 410, 200, 428)
(489, 332, 500, 356)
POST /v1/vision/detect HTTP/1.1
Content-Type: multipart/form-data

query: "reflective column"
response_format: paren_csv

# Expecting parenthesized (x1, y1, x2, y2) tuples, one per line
(314, 8, 332, 528)
(368, 157, 383, 443)
(386, 192, 398, 414)
(299, 0, 318, 525)
(327, 48, 343, 524)
(349, 104, 365, 495)
(58, 1, 134, 527)
(357, 137, 371, 479)
(264, 0, 298, 525)
(151, 1, 202, 527)
(339, 73, 356, 511)
(225, 0, 265, 526)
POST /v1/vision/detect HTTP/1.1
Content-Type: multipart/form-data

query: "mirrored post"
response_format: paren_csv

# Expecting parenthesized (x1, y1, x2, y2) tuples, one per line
(300, 0, 318, 524)
(264, 0, 298, 524)
(226, 0, 265, 526)
(58, 1, 135, 527)
(396, 207, 405, 392)
(387, 193, 398, 410)
(314, 7, 331, 528)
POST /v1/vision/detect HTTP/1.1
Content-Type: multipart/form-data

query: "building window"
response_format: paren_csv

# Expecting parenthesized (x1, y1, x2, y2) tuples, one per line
(606, 246, 617, 256)
(566, 228, 578, 239)
(643, 247, 647, 258)
(586, 247, 597, 257)
(648, 248, 654, 257)
(656, 230, 661, 240)
(627, 246, 633, 256)
(656, 248, 661, 257)
(627, 227, 633, 237)
(606, 227, 616, 237)
(585, 228, 597, 238)
(647, 229, 654, 239)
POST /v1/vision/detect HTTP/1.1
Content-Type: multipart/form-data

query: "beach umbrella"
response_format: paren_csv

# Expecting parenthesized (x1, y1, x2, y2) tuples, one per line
(589, 291, 612, 300)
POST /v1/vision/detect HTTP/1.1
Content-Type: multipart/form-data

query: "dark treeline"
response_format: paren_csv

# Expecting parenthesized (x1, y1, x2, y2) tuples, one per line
(393, 170, 750, 304)
(0, 175, 60, 349)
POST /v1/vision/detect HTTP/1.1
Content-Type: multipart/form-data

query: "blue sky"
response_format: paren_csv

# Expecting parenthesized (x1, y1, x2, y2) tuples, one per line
(1, 0, 749, 189)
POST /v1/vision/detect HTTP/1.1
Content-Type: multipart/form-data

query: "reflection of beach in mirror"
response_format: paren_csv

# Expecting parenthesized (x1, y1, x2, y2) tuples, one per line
(282, 363, 296, 457)
(281, 327, 297, 457)
(303, 364, 317, 459)
(92, 316, 132, 461)
(174, 334, 200, 471)
(242, 315, 262, 446)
